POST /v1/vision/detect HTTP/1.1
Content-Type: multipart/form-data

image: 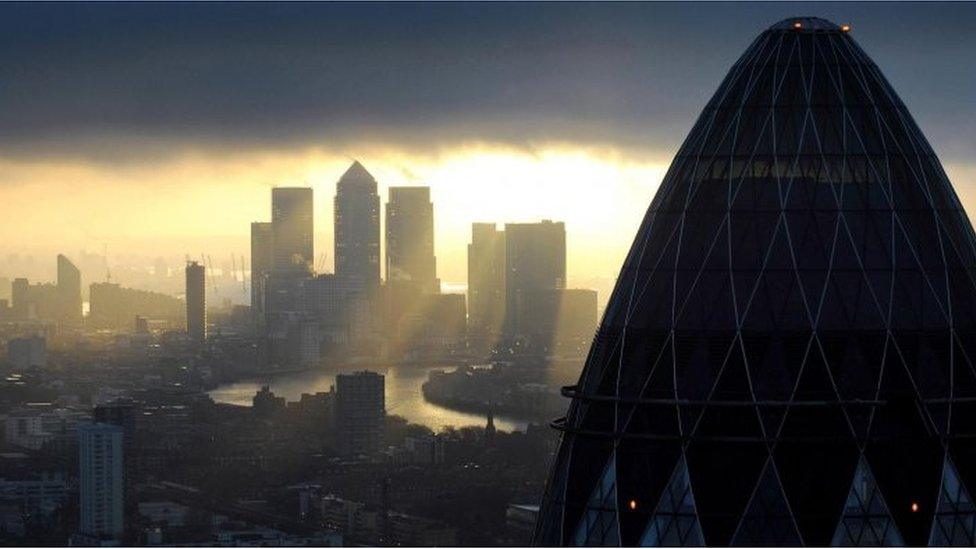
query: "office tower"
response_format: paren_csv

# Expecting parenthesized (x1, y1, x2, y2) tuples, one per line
(88, 283, 184, 329)
(271, 187, 314, 274)
(514, 288, 596, 351)
(386, 187, 438, 293)
(11, 278, 28, 320)
(467, 223, 506, 341)
(78, 422, 124, 541)
(250, 221, 274, 318)
(57, 254, 82, 326)
(504, 220, 566, 335)
(536, 18, 976, 547)
(303, 274, 371, 346)
(185, 262, 206, 342)
(334, 162, 381, 289)
(7, 335, 46, 369)
(335, 371, 385, 455)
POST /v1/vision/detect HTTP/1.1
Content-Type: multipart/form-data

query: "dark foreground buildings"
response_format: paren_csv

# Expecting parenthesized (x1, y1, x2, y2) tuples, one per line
(536, 17, 976, 546)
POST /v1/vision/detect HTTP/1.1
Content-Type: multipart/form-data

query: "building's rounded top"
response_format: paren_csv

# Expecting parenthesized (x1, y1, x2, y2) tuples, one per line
(769, 16, 846, 32)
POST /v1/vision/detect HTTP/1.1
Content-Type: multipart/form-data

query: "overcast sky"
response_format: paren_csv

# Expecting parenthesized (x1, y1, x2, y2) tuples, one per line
(2, 2, 975, 163)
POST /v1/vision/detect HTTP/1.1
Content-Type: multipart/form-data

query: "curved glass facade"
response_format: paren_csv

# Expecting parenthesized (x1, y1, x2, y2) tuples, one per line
(535, 17, 976, 547)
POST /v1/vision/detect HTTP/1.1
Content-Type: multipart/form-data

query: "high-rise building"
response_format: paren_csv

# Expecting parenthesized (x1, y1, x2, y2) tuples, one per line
(386, 187, 438, 294)
(335, 370, 385, 455)
(504, 220, 566, 335)
(514, 288, 597, 353)
(536, 18, 976, 547)
(185, 261, 206, 342)
(11, 278, 29, 320)
(77, 422, 124, 541)
(468, 223, 506, 341)
(88, 283, 183, 329)
(271, 187, 314, 274)
(250, 221, 274, 319)
(303, 274, 371, 346)
(57, 254, 82, 326)
(334, 162, 381, 290)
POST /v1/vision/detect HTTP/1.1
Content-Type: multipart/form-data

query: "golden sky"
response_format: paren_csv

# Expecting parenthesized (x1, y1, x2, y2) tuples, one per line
(0, 142, 669, 290)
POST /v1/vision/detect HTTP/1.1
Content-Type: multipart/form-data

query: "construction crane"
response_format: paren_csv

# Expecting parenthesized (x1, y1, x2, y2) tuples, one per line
(240, 254, 247, 294)
(205, 255, 219, 300)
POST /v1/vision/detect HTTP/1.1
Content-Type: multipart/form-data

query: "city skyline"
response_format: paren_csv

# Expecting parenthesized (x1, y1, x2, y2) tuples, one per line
(4, 3, 976, 289)
(3, 4, 976, 547)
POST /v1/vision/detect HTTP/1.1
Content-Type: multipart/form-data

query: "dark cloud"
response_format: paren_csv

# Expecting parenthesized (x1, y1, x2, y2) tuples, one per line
(1, 2, 975, 164)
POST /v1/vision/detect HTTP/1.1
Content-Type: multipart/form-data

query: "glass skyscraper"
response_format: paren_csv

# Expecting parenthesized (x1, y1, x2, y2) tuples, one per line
(536, 17, 976, 547)
(335, 161, 381, 291)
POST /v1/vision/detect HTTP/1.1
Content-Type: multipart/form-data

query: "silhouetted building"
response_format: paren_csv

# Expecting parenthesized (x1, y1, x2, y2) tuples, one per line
(253, 386, 286, 417)
(250, 221, 273, 321)
(303, 274, 371, 349)
(78, 422, 124, 542)
(11, 278, 28, 320)
(515, 288, 597, 353)
(7, 336, 45, 369)
(272, 187, 314, 274)
(335, 162, 381, 291)
(56, 254, 82, 326)
(468, 223, 506, 344)
(505, 220, 565, 335)
(386, 187, 438, 294)
(335, 371, 384, 455)
(536, 17, 976, 547)
(185, 262, 206, 342)
(89, 283, 183, 329)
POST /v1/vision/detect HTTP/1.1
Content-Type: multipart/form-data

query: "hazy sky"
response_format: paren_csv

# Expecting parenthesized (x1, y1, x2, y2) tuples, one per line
(3, 2, 976, 289)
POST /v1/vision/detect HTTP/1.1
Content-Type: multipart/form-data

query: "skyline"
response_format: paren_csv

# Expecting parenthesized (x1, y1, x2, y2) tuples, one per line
(3, 2, 976, 290)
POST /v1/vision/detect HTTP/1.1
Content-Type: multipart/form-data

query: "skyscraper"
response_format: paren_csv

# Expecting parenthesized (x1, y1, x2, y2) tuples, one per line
(78, 422, 124, 541)
(504, 220, 566, 335)
(56, 254, 82, 326)
(335, 370, 385, 455)
(271, 187, 314, 274)
(334, 162, 381, 290)
(250, 221, 273, 319)
(185, 261, 206, 342)
(536, 18, 976, 547)
(468, 223, 506, 342)
(386, 186, 438, 294)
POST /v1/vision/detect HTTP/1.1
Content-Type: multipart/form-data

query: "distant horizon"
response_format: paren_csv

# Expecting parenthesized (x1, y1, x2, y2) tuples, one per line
(3, 2, 976, 299)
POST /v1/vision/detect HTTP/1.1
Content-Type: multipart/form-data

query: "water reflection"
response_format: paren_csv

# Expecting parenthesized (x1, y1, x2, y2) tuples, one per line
(208, 364, 531, 432)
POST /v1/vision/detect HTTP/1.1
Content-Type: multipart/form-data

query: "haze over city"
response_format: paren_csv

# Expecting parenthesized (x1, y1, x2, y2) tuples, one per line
(4, 2, 976, 291)
(3, 2, 976, 547)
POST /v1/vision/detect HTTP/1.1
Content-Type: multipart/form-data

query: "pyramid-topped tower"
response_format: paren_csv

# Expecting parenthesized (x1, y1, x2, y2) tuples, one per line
(535, 17, 976, 546)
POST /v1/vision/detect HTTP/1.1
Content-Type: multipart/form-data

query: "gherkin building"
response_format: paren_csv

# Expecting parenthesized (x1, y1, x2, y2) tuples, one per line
(535, 17, 976, 547)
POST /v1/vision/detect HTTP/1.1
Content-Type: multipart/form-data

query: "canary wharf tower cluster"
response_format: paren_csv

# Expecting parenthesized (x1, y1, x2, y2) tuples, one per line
(536, 17, 976, 547)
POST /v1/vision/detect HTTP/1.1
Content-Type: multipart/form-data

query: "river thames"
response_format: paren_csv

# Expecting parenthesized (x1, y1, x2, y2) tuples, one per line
(208, 364, 532, 432)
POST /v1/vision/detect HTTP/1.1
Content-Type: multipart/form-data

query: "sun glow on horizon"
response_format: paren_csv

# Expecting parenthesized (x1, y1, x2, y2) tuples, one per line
(0, 142, 666, 291)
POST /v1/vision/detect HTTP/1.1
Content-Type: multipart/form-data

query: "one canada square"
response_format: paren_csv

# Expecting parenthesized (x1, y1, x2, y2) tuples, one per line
(334, 161, 381, 293)
(536, 17, 976, 547)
